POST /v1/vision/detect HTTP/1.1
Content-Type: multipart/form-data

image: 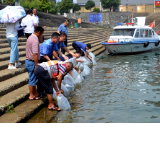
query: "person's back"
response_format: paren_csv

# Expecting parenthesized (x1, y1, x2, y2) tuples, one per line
(75, 42, 87, 52)
(21, 9, 36, 38)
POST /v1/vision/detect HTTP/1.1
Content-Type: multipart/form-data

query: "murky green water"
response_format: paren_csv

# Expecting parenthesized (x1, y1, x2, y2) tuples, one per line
(28, 50, 160, 123)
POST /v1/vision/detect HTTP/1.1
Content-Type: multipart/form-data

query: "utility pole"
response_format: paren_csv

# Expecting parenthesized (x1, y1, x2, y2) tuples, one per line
(5, 0, 7, 5)
(126, 0, 128, 12)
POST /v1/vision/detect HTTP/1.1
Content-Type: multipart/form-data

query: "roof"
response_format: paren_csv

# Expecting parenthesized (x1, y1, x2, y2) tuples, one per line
(113, 25, 152, 29)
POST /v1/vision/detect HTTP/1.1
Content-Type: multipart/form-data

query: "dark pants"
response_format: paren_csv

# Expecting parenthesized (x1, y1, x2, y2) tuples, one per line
(61, 38, 67, 54)
(34, 65, 53, 94)
(72, 41, 85, 56)
(25, 33, 32, 39)
(39, 55, 53, 63)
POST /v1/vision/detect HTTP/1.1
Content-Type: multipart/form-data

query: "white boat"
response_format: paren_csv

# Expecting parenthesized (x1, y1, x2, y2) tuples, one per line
(102, 18, 160, 54)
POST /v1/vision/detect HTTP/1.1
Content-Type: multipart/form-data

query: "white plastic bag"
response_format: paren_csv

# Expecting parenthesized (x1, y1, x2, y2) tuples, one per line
(57, 94, 71, 110)
(81, 65, 91, 77)
(78, 62, 84, 72)
(64, 74, 75, 85)
(74, 74, 84, 85)
(71, 69, 79, 81)
(65, 57, 77, 67)
(53, 88, 57, 100)
(55, 81, 69, 96)
(81, 57, 90, 66)
(62, 79, 75, 92)
(89, 52, 97, 65)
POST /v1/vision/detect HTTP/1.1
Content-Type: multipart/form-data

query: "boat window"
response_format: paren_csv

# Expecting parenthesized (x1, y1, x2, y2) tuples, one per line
(145, 29, 149, 37)
(111, 29, 135, 37)
(140, 29, 146, 38)
(149, 30, 152, 37)
(152, 30, 154, 36)
(135, 29, 140, 38)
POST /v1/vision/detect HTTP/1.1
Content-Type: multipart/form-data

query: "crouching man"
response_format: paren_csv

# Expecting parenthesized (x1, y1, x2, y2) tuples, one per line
(34, 61, 73, 111)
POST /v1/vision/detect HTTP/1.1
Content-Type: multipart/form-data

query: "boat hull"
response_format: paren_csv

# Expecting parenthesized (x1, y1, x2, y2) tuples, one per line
(102, 42, 160, 55)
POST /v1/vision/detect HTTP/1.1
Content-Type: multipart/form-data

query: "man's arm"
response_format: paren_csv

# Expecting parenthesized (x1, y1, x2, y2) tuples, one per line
(33, 53, 39, 66)
(56, 51, 69, 60)
(43, 54, 51, 61)
(63, 47, 75, 57)
(57, 72, 64, 94)
(53, 50, 61, 60)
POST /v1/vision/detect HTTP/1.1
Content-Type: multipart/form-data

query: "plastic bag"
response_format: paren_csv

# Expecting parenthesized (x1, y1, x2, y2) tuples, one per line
(53, 88, 57, 100)
(74, 74, 84, 85)
(62, 79, 75, 92)
(81, 57, 90, 66)
(81, 65, 91, 77)
(57, 94, 71, 110)
(78, 62, 84, 72)
(55, 81, 69, 96)
(65, 57, 77, 67)
(89, 52, 97, 65)
(71, 69, 79, 81)
(64, 74, 75, 85)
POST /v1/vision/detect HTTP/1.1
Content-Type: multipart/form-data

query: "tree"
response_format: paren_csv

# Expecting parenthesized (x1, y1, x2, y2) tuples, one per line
(49, 1, 59, 14)
(39, 0, 51, 12)
(100, 0, 120, 9)
(58, 0, 73, 14)
(73, 3, 81, 12)
(93, 7, 100, 12)
(85, 0, 95, 12)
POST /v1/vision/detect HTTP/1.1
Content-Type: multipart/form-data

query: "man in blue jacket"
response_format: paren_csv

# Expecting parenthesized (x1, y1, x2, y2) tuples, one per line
(57, 20, 69, 54)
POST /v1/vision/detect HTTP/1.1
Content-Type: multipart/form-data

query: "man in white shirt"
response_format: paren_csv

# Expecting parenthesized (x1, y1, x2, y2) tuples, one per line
(21, 9, 36, 39)
(33, 9, 39, 26)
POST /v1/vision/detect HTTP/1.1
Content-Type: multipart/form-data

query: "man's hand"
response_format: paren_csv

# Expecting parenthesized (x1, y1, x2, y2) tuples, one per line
(78, 70, 81, 74)
(64, 56, 69, 60)
(72, 54, 76, 57)
(56, 91, 61, 96)
(60, 89, 64, 94)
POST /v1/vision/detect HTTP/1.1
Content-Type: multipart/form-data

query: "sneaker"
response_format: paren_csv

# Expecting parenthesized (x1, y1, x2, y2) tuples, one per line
(8, 65, 16, 70)
(15, 62, 22, 68)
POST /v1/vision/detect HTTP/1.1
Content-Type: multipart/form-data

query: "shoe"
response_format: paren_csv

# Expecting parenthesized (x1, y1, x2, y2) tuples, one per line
(15, 62, 22, 68)
(8, 65, 16, 70)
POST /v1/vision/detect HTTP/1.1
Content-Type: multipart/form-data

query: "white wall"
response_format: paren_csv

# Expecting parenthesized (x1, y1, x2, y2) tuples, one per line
(121, 0, 154, 5)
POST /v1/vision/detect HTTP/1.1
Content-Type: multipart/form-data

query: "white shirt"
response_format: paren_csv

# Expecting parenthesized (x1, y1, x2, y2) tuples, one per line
(5, 21, 19, 38)
(33, 14, 39, 26)
(21, 15, 36, 33)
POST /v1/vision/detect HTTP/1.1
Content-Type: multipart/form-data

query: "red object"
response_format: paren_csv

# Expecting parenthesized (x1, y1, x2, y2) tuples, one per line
(155, 1, 160, 6)
(149, 21, 155, 28)
(157, 31, 160, 35)
(126, 23, 134, 25)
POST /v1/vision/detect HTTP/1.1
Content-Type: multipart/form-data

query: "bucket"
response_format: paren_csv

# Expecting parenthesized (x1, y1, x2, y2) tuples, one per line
(75, 23, 78, 28)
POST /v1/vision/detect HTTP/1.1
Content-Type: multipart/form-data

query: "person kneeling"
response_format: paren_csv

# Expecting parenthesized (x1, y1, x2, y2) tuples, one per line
(34, 61, 73, 111)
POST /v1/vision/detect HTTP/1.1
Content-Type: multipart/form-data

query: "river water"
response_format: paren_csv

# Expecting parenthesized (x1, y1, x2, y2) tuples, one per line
(27, 50, 160, 123)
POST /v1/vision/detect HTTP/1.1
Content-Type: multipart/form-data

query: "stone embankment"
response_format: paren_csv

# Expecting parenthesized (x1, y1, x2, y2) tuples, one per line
(0, 23, 113, 123)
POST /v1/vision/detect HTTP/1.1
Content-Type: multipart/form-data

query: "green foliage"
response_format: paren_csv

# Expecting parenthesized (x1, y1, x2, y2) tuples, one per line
(49, 1, 59, 14)
(58, 0, 73, 14)
(2, 0, 15, 4)
(5, 104, 15, 113)
(19, 0, 41, 10)
(100, 0, 120, 9)
(73, 3, 81, 12)
(93, 7, 100, 12)
(39, 0, 51, 12)
(85, 0, 95, 11)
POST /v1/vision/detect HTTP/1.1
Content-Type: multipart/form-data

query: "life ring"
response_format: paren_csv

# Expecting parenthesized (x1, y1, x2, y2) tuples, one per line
(155, 40, 160, 46)
(157, 31, 160, 35)
(144, 41, 149, 48)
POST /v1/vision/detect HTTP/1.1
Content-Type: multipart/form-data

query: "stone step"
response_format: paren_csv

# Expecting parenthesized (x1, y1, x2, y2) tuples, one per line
(0, 72, 28, 97)
(0, 85, 29, 116)
(0, 35, 100, 50)
(0, 56, 26, 70)
(0, 64, 26, 82)
(0, 37, 101, 58)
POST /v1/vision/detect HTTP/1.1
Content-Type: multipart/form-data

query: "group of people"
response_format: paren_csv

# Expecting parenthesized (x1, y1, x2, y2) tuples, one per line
(5, 9, 92, 111)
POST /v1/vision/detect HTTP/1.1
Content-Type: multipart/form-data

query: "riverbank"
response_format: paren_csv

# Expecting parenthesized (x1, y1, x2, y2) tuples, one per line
(0, 25, 112, 123)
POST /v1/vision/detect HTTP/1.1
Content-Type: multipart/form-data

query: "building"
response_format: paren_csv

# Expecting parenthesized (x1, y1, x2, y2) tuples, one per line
(120, 0, 160, 13)
(76, 0, 102, 13)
